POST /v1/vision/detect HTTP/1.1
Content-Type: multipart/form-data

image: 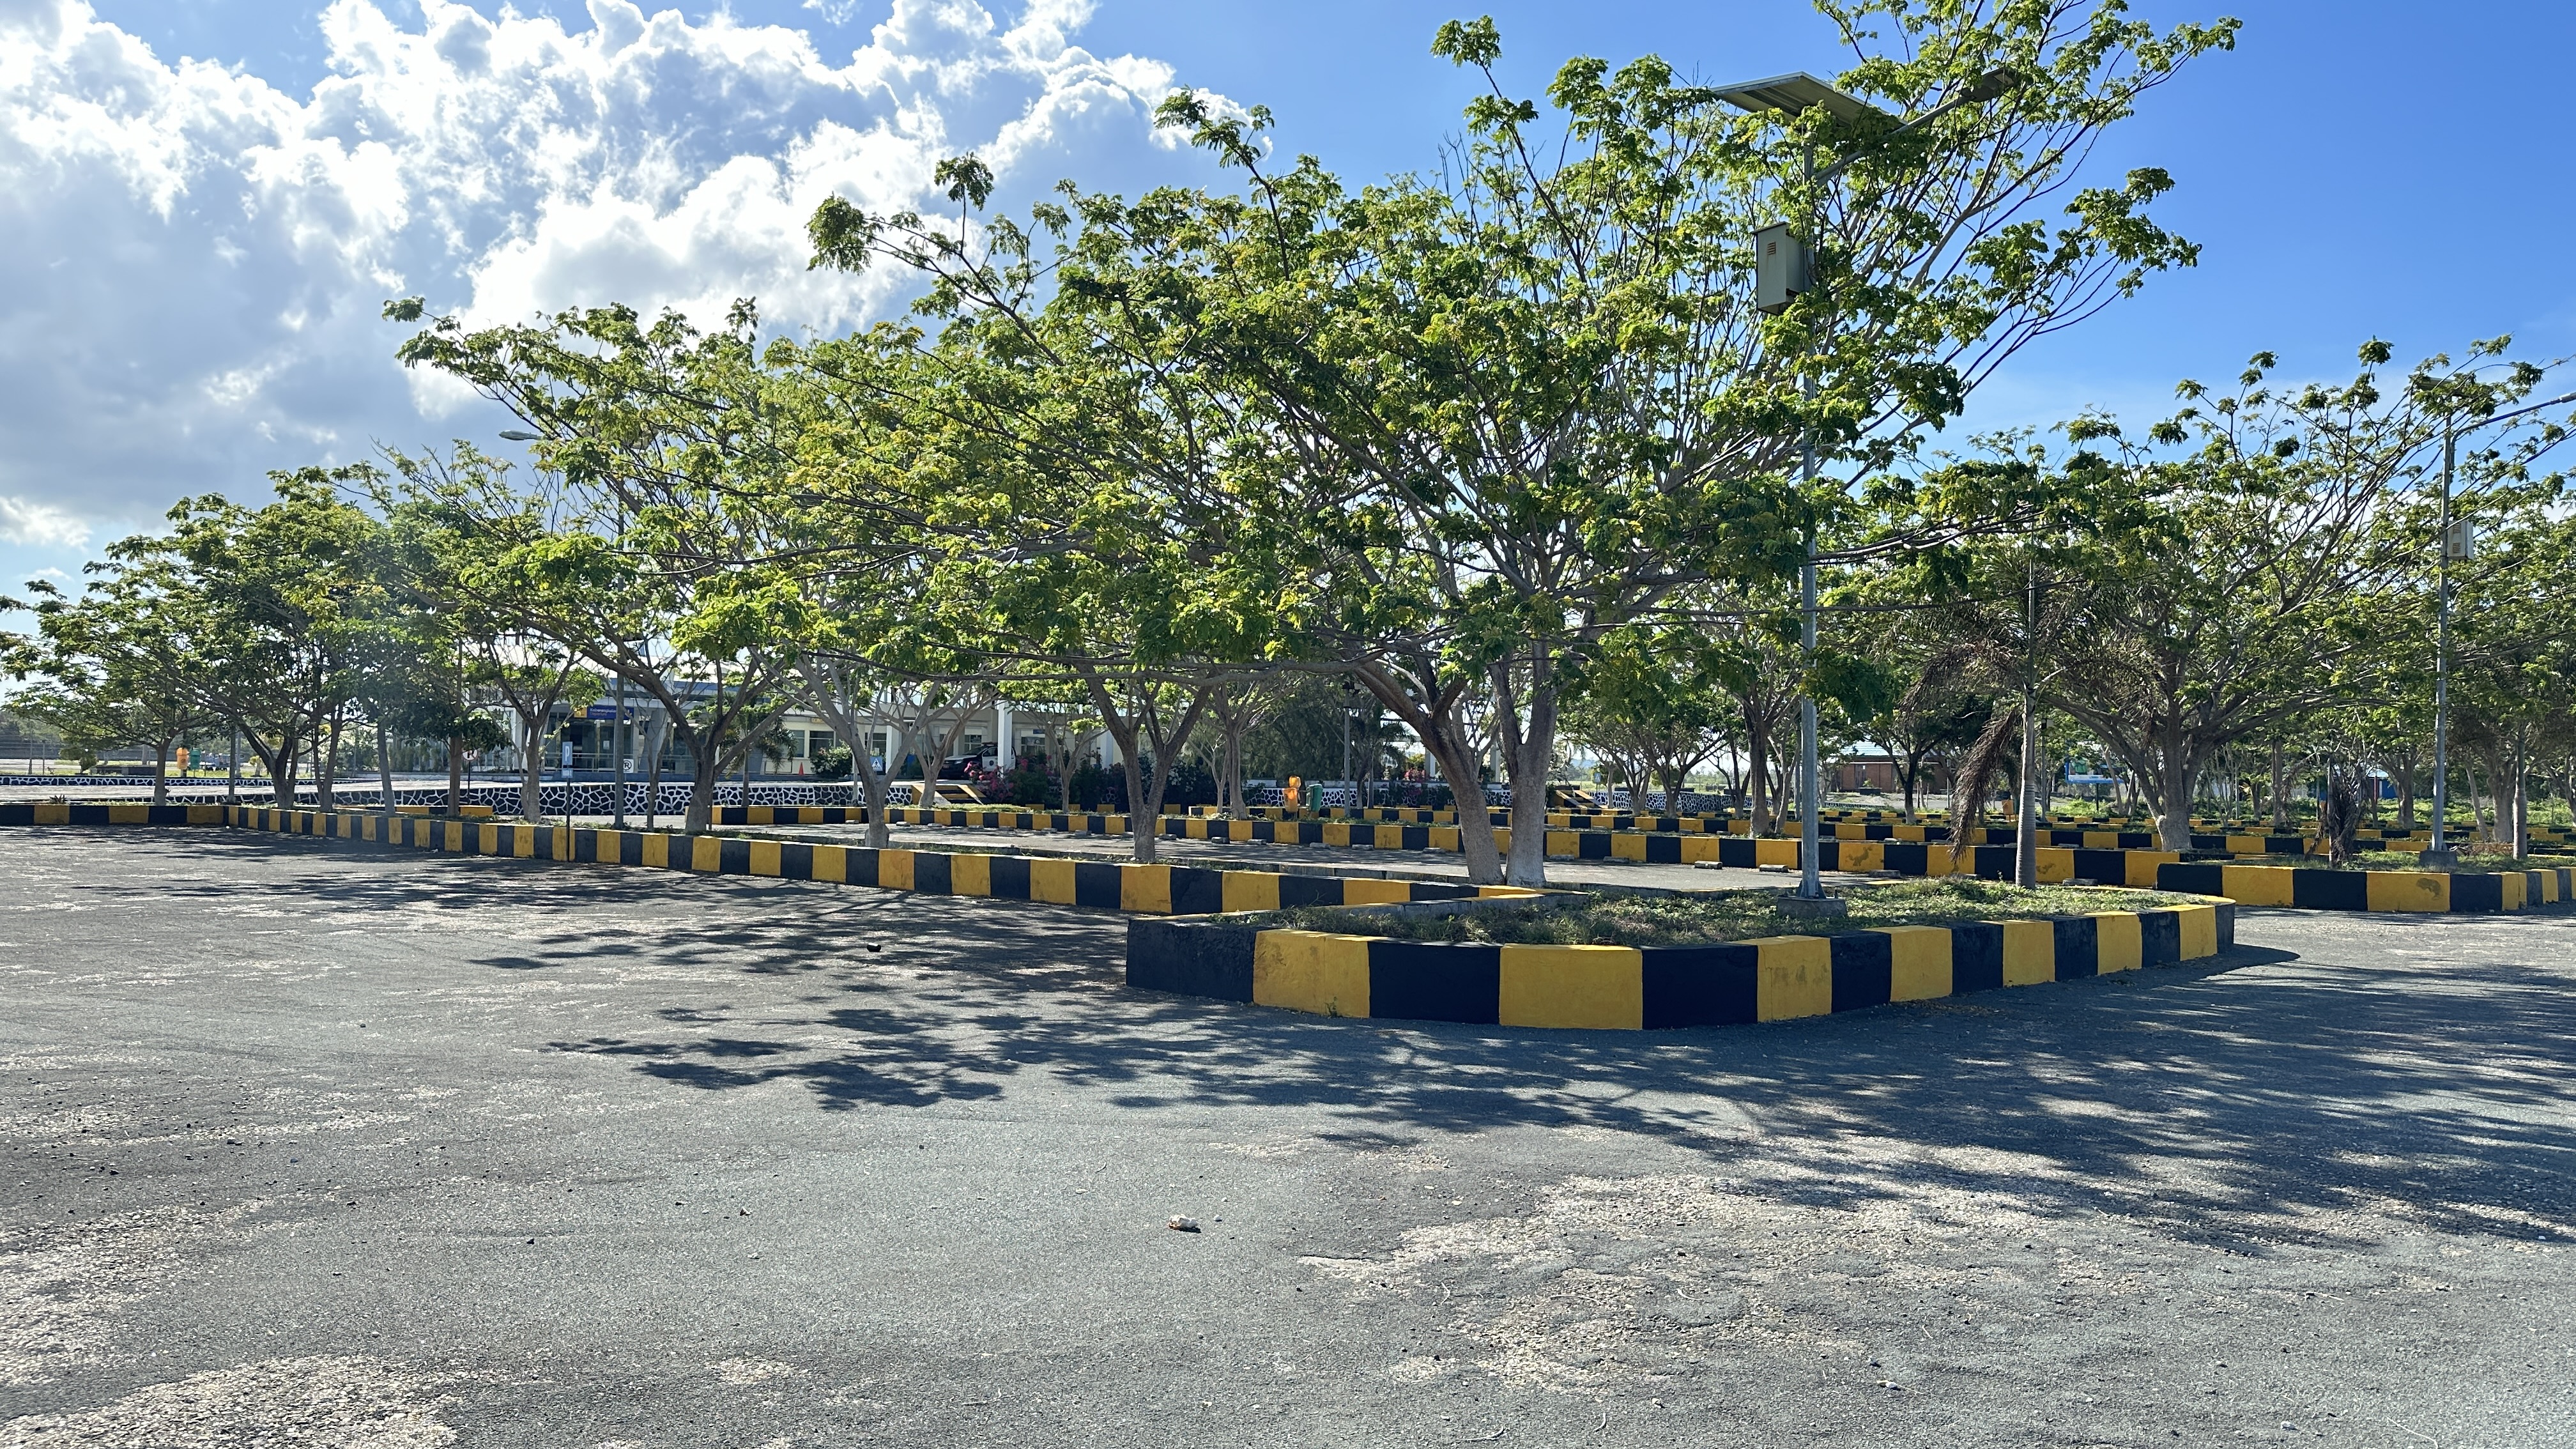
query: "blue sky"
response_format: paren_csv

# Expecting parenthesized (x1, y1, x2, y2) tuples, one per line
(5, 0, 2572, 604)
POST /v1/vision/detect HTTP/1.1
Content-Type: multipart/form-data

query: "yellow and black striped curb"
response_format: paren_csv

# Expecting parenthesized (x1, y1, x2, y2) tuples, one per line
(734, 804, 2531, 867)
(791, 813, 2568, 910)
(0, 802, 1542, 917)
(11, 802, 2559, 918)
(735, 815, 2232, 894)
(2156, 861, 2573, 913)
(1128, 899, 2236, 1031)
(1, 802, 230, 827)
(1182, 802, 2576, 850)
(717, 804, 2088, 864)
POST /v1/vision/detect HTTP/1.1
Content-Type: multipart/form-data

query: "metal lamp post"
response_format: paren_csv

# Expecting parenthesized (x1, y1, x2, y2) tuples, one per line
(2426, 417, 2460, 866)
(1349, 675, 1370, 799)
(609, 495, 627, 828)
(2421, 388, 2576, 865)
(1717, 68, 2018, 904)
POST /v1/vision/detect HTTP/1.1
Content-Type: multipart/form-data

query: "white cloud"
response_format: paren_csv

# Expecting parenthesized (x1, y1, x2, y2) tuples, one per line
(0, 0, 1223, 540)
(0, 496, 91, 548)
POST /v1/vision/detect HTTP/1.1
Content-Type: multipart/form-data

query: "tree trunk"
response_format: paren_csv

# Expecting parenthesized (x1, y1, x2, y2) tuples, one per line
(1491, 651, 1563, 889)
(1078, 676, 1209, 866)
(1137, 753, 1177, 856)
(801, 682, 912, 850)
(1222, 717, 1248, 820)
(2126, 716, 2196, 852)
(317, 712, 341, 813)
(1745, 714, 1771, 839)
(1352, 662, 1504, 885)
(446, 737, 464, 815)
(2266, 742, 2288, 830)
(874, 717, 919, 848)
(263, 734, 299, 806)
(2014, 691, 2039, 887)
(520, 710, 545, 823)
(1425, 714, 1501, 884)
(859, 744, 894, 850)
(1114, 737, 1156, 865)
(377, 720, 395, 815)
(644, 726, 664, 831)
(1503, 732, 1552, 887)
(2506, 729, 2531, 859)
(684, 733, 720, 834)
(151, 738, 171, 808)
(2152, 780, 2193, 850)
(2319, 761, 2360, 867)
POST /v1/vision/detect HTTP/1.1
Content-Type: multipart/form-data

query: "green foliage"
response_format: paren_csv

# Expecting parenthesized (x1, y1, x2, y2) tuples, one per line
(800, 3, 2230, 882)
(1068, 760, 1114, 810)
(84, 10, 2576, 871)
(1002, 758, 1056, 808)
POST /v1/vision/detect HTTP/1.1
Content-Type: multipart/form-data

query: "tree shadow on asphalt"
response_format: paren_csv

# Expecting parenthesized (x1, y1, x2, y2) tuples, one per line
(73, 829, 2576, 1258)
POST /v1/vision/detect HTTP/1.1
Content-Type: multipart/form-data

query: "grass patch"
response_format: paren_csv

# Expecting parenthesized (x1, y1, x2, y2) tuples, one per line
(1220, 878, 2199, 949)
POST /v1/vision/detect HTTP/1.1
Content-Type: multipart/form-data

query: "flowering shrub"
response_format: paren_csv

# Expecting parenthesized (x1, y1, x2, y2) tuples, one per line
(1005, 759, 1056, 807)
(961, 758, 1005, 797)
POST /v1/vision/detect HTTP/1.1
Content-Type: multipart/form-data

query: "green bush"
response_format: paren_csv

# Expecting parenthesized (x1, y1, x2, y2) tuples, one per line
(1068, 760, 1113, 810)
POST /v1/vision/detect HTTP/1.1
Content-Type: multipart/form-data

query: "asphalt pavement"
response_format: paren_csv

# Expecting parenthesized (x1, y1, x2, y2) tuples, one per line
(3, 826, 2572, 1447)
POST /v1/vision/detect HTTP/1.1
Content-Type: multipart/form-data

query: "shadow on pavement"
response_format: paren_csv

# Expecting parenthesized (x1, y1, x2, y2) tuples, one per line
(89, 828, 2576, 1256)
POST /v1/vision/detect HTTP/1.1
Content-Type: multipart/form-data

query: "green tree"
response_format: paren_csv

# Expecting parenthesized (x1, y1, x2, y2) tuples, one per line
(1561, 625, 1732, 808)
(797, 196, 1311, 862)
(1106, 4, 2216, 882)
(7, 561, 223, 805)
(128, 473, 387, 806)
(2007, 344, 2569, 849)
(2447, 505, 2576, 857)
(393, 304, 815, 835)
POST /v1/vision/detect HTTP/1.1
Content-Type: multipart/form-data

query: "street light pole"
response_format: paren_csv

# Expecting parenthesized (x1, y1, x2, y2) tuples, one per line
(2428, 417, 2455, 862)
(2419, 387, 2576, 866)
(1718, 67, 2019, 907)
(611, 493, 629, 829)
(1342, 682, 1354, 797)
(2016, 554, 2040, 887)
(1797, 139, 1824, 900)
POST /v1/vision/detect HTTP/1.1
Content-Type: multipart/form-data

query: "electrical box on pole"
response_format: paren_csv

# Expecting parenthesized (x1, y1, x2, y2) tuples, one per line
(2443, 518, 2477, 562)
(1754, 222, 1811, 315)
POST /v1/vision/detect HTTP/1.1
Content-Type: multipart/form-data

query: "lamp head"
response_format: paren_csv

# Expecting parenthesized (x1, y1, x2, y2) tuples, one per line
(1712, 72, 1887, 123)
(1961, 66, 2023, 104)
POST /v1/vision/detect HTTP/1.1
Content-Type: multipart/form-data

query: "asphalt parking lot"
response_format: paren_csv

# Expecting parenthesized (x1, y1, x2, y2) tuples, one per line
(3, 827, 2572, 1447)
